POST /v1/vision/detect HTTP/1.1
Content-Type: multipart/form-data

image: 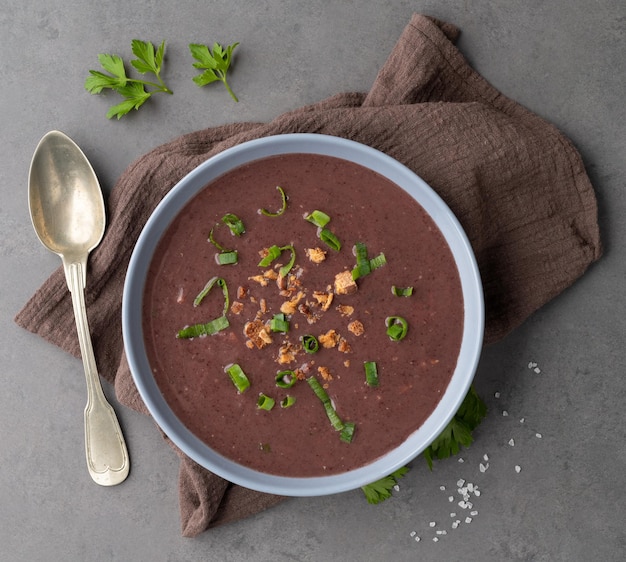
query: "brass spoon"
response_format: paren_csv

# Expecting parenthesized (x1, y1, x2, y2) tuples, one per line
(28, 131, 129, 486)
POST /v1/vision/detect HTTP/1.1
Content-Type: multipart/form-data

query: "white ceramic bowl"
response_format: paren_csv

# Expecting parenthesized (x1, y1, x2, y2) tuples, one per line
(122, 133, 484, 496)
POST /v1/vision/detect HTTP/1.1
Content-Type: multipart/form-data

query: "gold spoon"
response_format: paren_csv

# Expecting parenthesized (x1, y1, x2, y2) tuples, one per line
(28, 130, 129, 486)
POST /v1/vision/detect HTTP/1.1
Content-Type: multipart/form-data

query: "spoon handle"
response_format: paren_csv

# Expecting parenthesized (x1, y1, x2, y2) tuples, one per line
(66, 260, 130, 486)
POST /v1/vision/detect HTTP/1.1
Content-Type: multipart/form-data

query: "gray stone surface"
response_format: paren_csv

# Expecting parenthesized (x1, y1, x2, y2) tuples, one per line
(1, 1, 624, 560)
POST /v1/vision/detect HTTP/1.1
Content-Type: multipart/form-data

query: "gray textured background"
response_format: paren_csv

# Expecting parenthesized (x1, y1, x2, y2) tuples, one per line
(1, 1, 624, 560)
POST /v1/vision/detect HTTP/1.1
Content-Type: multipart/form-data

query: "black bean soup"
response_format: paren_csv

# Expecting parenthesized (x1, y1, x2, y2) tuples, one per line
(142, 153, 464, 477)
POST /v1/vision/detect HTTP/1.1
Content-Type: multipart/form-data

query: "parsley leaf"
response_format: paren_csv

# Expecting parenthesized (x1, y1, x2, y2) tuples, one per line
(189, 42, 240, 102)
(85, 40, 172, 119)
(361, 466, 410, 505)
(423, 385, 487, 470)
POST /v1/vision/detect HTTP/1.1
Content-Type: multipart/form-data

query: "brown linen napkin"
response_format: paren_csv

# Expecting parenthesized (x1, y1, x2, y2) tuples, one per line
(15, 14, 601, 537)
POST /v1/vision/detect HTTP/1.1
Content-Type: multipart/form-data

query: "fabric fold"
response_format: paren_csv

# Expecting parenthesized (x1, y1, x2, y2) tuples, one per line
(15, 13, 601, 536)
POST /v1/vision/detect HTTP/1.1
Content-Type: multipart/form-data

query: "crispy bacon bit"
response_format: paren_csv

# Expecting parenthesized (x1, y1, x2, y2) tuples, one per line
(343, 360, 351, 367)
(336, 304, 354, 317)
(298, 302, 319, 324)
(230, 301, 244, 315)
(237, 286, 248, 299)
(259, 298, 268, 314)
(348, 320, 364, 336)
(245, 340, 255, 349)
(248, 275, 269, 287)
(334, 270, 357, 295)
(263, 269, 279, 280)
(244, 319, 272, 349)
(312, 291, 334, 311)
(305, 247, 327, 264)
(319, 329, 340, 349)
(318, 365, 333, 381)
(337, 337, 352, 354)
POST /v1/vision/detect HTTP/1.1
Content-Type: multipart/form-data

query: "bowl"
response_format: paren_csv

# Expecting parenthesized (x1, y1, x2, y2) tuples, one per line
(122, 133, 484, 496)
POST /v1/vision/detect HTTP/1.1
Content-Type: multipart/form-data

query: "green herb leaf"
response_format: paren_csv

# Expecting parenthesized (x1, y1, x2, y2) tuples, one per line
(361, 466, 409, 505)
(189, 41, 240, 101)
(422, 385, 487, 470)
(85, 40, 172, 119)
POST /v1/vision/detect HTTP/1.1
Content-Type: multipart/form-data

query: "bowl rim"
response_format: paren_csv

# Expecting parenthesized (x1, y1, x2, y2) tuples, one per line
(122, 133, 484, 496)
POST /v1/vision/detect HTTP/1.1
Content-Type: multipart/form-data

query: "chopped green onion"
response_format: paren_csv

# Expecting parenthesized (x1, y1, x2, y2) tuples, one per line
(216, 250, 238, 265)
(258, 244, 282, 267)
(260, 186, 287, 217)
(280, 395, 296, 408)
(340, 421, 356, 443)
(391, 285, 414, 297)
(301, 334, 319, 354)
(305, 210, 330, 228)
(307, 376, 356, 440)
(385, 316, 409, 341)
(307, 375, 330, 403)
(270, 313, 290, 333)
(257, 393, 275, 411)
(369, 252, 386, 270)
(176, 315, 230, 338)
(258, 244, 296, 277)
(224, 363, 250, 393)
(193, 276, 229, 316)
(222, 213, 245, 236)
(364, 361, 379, 387)
(208, 227, 229, 252)
(275, 370, 297, 388)
(319, 228, 341, 251)
(324, 401, 344, 431)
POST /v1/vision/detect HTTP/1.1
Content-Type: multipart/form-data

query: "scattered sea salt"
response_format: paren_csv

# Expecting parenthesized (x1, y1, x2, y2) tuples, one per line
(508, 438, 515, 447)
(457, 479, 465, 487)
(534, 367, 541, 374)
(483, 454, 489, 462)
(433, 537, 439, 542)
(536, 433, 542, 439)
(458, 457, 464, 463)
(474, 490, 481, 497)
(415, 536, 421, 542)
(450, 512, 457, 518)
(439, 485, 446, 491)
(393, 484, 400, 492)
(410, 531, 416, 537)
(452, 521, 460, 529)
(470, 510, 478, 516)
(520, 418, 525, 423)
(465, 517, 473, 524)
(494, 391, 500, 398)
(429, 521, 436, 528)
(448, 496, 454, 502)
(502, 410, 509, 417)
(479, 463, 488, 473)
(515, 465, 522, 473)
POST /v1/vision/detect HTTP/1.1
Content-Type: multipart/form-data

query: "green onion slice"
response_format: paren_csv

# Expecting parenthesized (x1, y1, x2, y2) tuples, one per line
(224, 363, 250, 393)
(176, 315, 230, 338)
(369, 252, 386, 270)
(208, 227, 229, 252)
(391, 285, 414, 297)
(257, 393, 275, 411)
(385, 316, 409, 341)
(340, 421, 356, 443)
(301, 334, 319, 354)
(364, 361, 379, 387)
(270, 313, 290, 333)
(193, 276, 229, 316)
(275, 370, 297, 388)
(307, 375, 330, 403)
(319, 228, 341, 251)
(222, 213, 245, 236)
(216, 250, 238, 265)
(305, 210, 330, 228)
(280, 395, 296, 408)
(260, 186, 287, 217)
(258, 244, 296, 277)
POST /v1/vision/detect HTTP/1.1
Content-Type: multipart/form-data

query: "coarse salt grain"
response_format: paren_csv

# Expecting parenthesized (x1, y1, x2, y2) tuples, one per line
(448, 495, 454, 502)
(508, 438, 515, 446)
(465, 517, 473, 524)
(502, 410, 509, 416)
(458, 500, 468, 509)
(515, 465, 522, 473)
(452, 521, 459, 529)
(410, 531, 416, 537)
(439, 485, 446, 491)
(458, 457, 465, 463)
(494, 391, 500, 398)
(474, 490, 481, 497)
(415, 536, 421, 542)
(483, 454, 489, 462)
(520, 418, 525, 423)
(536, 433, 542, 438)
(450, 512, 457, 517)
(534, 367, 541, 374)
(457, 479, 465, 487)
(393, 484, 400, 492)
(479, 463, 488, 473)
(429, 521, 436, 528)
(470, 510, 478, 516)
(433, 537, 439, 542)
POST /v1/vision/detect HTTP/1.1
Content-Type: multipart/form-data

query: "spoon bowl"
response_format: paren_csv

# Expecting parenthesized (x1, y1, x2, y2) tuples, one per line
(29, 130, 129, 486)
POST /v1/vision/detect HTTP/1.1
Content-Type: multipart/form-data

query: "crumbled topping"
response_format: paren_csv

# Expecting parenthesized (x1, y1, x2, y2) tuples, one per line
(305, 247, 327, 263)
(280, 291, 305, 315)
(312, 290, 334, 311)
(230, 301, 244, 315)
(337, 337, 351, 353)
(237, 286, 248, 299)
(277, 342, 299, 364)
(248, 275, 269, 287)
(244, 319, 272, 349)
(319, 329, 340, 348)
(336, 304, 354, 317)
(318, 365, 333, 381)
(334, 270, 357, 295)
(298, 302, 319, 324)
(348, 320, 364, 336)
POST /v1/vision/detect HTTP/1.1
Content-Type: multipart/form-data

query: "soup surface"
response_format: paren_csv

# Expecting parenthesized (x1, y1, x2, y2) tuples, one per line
(143, 153, 463, 477)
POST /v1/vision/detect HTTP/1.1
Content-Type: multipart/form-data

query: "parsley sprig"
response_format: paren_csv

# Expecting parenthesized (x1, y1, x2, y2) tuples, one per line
(423, 385, 487, 470)
(360, 386, 486, 504)
(189, 42, 240, 101)
(85, 39, 172, 119)
(361, 467, 410, 505)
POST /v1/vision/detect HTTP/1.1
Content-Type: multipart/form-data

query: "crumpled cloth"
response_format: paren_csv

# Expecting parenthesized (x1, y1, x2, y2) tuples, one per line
(15, 14, 601, 537)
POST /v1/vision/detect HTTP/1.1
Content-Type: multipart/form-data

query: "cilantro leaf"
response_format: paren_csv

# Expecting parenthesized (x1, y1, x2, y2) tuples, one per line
(423, 385, 487, 470)
(85, 40, 172, 119)
(361, 466, 409, 505)
(189, 41, 240, 102)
